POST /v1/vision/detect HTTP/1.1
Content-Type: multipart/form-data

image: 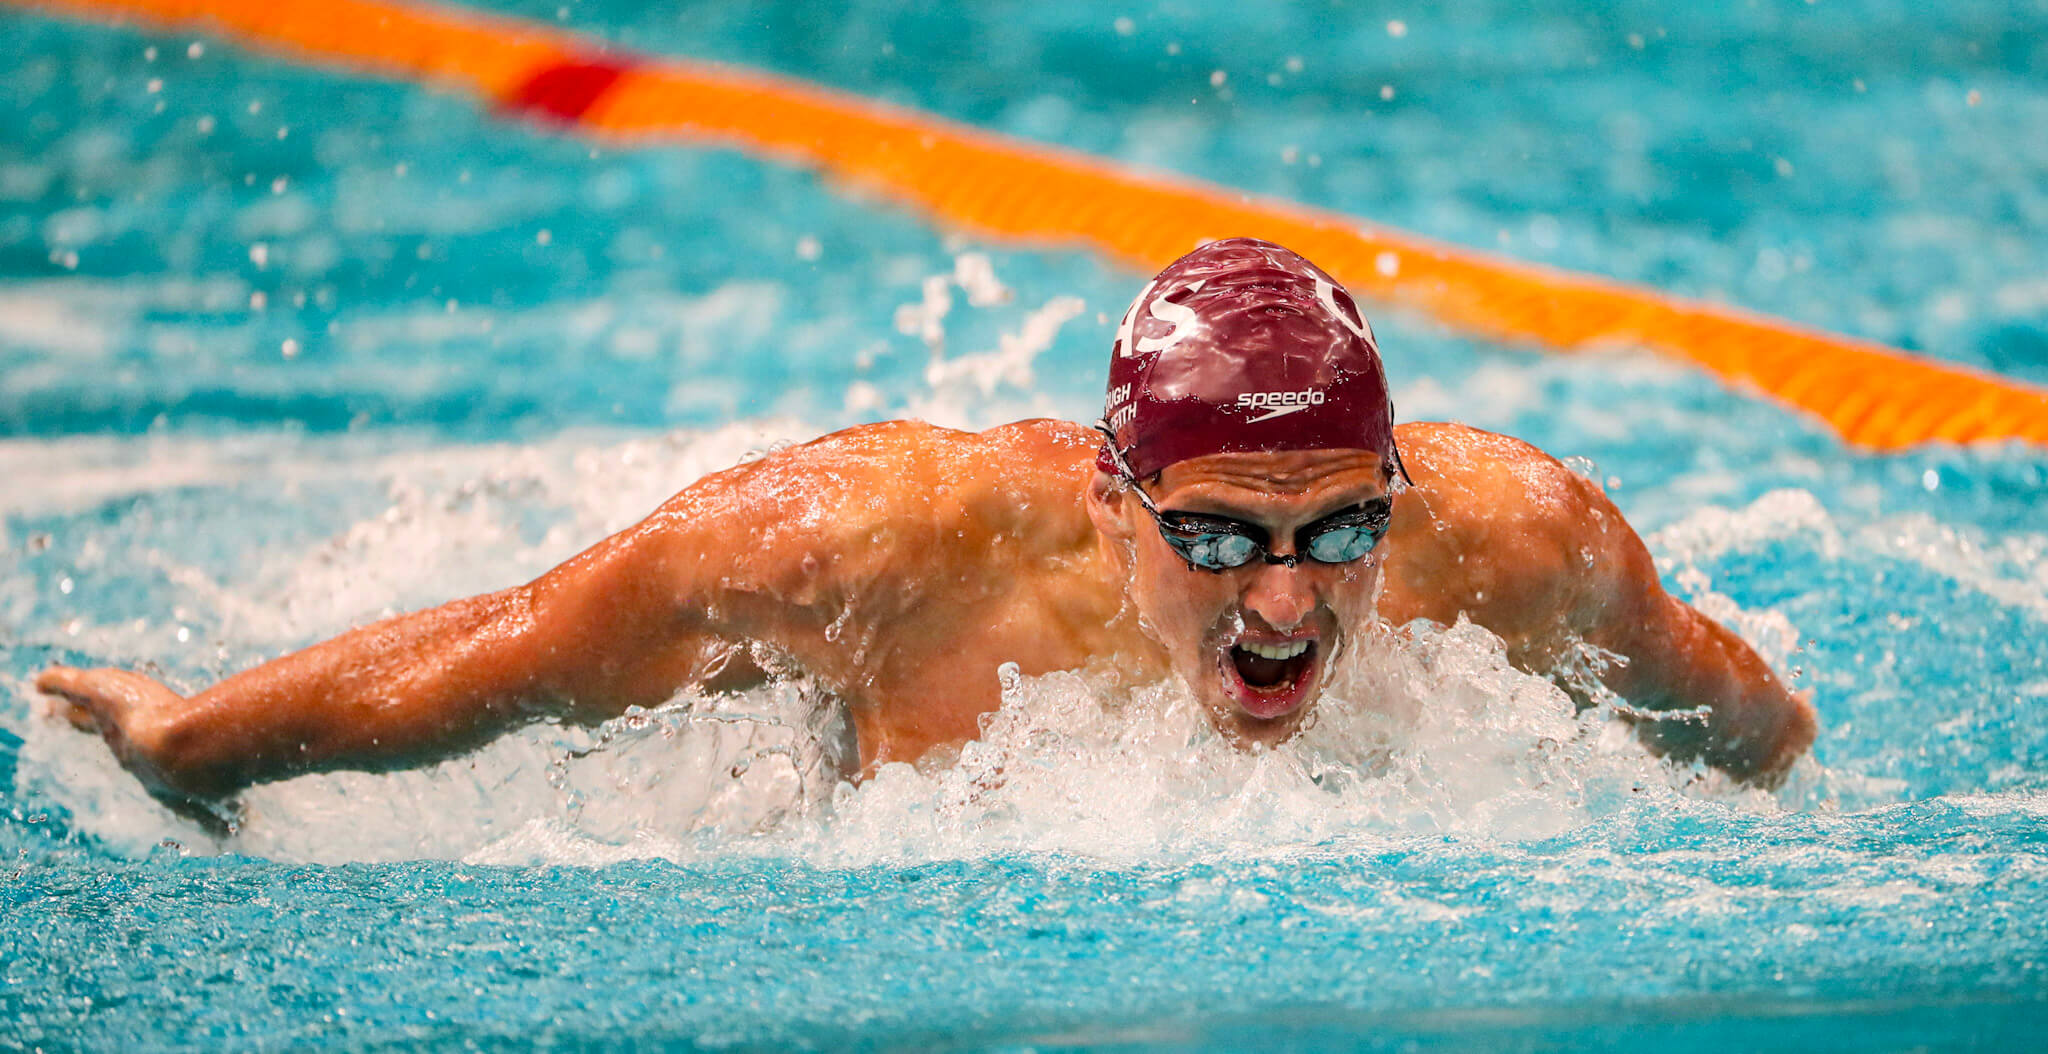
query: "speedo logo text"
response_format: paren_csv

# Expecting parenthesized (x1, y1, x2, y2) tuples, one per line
(1237, 389, 1326, 422)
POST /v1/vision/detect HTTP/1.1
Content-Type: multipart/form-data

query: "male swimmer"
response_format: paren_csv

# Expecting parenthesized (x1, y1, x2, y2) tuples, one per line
(40, 238, 1816, 814)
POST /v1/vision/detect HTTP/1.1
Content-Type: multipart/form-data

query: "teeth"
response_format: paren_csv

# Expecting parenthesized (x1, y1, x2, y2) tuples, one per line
(1241, 640, 1309, 661)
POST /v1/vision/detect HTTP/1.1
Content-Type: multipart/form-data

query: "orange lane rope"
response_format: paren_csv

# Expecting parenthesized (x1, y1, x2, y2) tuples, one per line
(12, 0, 2048, 450)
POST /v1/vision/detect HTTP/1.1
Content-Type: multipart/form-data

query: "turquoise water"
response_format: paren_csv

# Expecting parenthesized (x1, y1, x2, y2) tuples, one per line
(4, 1, 2047, 1048)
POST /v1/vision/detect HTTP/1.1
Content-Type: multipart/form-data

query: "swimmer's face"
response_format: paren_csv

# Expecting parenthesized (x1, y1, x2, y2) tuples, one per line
(1090, 448, 1392, 746)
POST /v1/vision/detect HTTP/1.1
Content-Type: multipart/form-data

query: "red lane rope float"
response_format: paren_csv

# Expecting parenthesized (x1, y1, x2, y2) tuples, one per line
(13, 0, 2048, 450)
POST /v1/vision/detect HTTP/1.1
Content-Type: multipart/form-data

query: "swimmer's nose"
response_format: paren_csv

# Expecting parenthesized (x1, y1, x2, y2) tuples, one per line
(1242, 561, 1314, 632)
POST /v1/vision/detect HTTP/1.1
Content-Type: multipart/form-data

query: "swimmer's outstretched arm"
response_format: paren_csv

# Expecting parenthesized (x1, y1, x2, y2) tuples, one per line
(39, 421, 945, 804)
(1564, 491, 1819, 787)
(38, 584, 584, 802)
(1581, 583, 1818, 786)
(1391, 424, 1817, 787)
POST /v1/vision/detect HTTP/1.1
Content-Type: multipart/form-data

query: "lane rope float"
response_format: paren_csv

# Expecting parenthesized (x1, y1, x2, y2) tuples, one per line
(12, 0, 2048, 450)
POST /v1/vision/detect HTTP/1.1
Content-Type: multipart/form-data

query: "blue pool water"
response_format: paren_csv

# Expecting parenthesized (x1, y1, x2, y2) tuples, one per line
(4, 0, 2048, 1048)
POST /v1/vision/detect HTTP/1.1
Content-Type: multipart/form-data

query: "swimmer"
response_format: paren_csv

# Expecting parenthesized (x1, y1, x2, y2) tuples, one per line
(39, 238, 1817, 814)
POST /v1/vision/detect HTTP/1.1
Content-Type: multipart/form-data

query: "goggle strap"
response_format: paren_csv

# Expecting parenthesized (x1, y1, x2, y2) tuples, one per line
(1093, 420, 1163, 517)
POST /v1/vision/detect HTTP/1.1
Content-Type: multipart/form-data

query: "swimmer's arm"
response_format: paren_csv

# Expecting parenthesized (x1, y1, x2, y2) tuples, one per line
(38, 507, 802, 802)
(1572, 498, 1817, 787)
(39, 586, 590, 801)
(39, 423, 936, 801)
(1391, 424, 1815, 786)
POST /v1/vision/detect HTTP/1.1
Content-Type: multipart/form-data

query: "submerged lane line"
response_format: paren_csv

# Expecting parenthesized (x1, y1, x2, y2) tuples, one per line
(12, 0, 2048, 451)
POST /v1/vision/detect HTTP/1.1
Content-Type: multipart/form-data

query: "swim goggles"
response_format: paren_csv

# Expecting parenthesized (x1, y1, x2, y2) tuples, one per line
(1095, 424, 1393, 573)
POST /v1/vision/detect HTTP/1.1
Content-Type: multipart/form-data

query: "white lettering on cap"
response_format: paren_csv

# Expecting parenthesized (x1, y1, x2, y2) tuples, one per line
(1114, 280, 1156, 359)
(1135, 279, 1207, 353)
(1314, 277, 1374, 346)
(1236, 388, 1327, 422)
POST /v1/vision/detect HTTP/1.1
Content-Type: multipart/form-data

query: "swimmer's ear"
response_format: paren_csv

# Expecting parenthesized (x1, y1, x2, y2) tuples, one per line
(1085, 471, 1140, 549)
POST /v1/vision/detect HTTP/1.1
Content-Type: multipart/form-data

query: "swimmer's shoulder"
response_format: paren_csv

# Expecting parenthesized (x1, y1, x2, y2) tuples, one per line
(1389, 420, 1623, 553)
(1394, 420, 1590, 506)
(789, 418, 1094, 480)
(980, 418, 1102, 470)
(778, 418, 1094, 534)
(1387, 420, 1641, 614)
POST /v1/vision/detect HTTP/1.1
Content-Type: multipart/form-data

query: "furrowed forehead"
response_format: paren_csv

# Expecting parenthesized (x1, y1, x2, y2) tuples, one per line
(1153, 449, 1388, 512)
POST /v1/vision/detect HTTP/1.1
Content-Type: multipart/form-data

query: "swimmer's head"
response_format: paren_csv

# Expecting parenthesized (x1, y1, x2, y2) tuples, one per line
(1087, 238, 1401, 746)
(1095, 237, 1402, 484)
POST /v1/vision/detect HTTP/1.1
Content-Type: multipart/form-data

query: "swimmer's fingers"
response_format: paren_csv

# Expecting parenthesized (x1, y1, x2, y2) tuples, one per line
(37, 665, 115, 731)
(34, 665, 183, 754)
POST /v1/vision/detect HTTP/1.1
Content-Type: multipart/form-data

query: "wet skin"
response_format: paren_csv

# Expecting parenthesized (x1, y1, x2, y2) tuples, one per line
(39, 419, 1817, 809)
(1083, 446, 1391, 749)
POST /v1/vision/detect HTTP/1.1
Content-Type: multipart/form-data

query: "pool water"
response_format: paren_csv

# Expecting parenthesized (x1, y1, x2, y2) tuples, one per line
(4, 0, 2048, 1048)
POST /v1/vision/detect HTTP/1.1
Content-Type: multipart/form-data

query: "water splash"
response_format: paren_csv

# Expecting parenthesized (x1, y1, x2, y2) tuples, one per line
(10, 605, 1807, 867)
(890, 252, 1087, 429)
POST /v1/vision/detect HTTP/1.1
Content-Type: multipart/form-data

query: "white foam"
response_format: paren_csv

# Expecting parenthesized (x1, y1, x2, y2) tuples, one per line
(1647, 487, 1843, 567)
(9, 609, 1803, 867)
(1854, 513, 2048, 624)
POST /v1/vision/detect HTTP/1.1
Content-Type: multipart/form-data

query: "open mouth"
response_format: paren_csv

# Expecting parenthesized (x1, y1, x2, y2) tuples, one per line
(1222, 637, 1319, 719)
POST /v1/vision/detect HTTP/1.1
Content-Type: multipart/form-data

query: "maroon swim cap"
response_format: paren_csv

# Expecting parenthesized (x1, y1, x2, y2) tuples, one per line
(1097, 237, 1400, 481)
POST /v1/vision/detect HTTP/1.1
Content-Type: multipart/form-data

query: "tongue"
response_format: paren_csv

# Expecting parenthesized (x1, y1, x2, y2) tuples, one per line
(1232, 647, 1296, 689)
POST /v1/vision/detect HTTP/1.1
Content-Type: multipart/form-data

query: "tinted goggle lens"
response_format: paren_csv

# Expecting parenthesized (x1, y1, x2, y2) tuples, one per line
(1175, 530, 1260, 569)
(1158, 504, 1388, 571)
(1305, 522, 1381, 563)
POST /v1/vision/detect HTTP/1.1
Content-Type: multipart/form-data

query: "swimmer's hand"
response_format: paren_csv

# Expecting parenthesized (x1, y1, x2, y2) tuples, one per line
(37, 665, 227, 807)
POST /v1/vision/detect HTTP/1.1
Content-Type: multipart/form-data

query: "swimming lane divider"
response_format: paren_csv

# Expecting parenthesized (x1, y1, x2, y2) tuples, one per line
(14, 0, 2048, 451)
